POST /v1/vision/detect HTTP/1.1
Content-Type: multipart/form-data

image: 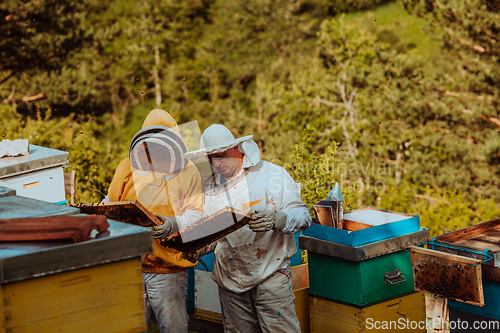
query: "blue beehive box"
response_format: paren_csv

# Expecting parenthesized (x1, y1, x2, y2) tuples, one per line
(302, 207, 420, 247)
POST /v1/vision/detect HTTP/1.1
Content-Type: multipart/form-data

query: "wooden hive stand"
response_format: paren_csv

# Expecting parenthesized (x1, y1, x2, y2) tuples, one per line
(64, 170, 76, 205)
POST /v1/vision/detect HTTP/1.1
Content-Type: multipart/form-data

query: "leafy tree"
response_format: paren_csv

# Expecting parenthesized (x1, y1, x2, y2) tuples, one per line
(257, 13, 407, 189)
(0, 0, 118, 116)
(0, 0, 88, 81)
(397, 0, 500, 197)
(100, 0, 211, 110)
(171, 0, 335, 136)
(259, 7, 500, 203)
(283, 125, 348, 216)
(1, 0, 212, 118)
(2, 0, 499, 228)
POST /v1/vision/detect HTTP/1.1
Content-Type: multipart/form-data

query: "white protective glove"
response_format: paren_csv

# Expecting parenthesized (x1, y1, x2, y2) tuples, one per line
(152, 215, 179, 239)
(248, 209, 288, 232)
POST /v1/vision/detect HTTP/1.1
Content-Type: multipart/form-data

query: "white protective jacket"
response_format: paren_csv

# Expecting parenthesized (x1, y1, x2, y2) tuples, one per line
(203, 140, 312, 293)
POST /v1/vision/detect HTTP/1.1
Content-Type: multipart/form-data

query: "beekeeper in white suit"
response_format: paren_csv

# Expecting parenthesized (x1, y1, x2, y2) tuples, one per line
(183, 124, 312, 333)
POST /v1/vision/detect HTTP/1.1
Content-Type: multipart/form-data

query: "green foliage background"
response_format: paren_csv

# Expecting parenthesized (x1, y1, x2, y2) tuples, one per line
(2, 0, 500, 236)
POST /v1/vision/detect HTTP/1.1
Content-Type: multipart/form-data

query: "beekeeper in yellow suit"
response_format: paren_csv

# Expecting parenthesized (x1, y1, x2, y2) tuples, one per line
(184, 124, 312, 333)
(104, 109, 204, 333)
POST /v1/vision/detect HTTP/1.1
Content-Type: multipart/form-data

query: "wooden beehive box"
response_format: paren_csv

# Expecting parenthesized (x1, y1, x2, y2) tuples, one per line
(291, 264, 310, 333)
(0, 211, 153, 333)
(309, 292, 426, 333)
(432, 217, 500, 278)
(74, 201, 161, 227)
(160, 207, 252, 253)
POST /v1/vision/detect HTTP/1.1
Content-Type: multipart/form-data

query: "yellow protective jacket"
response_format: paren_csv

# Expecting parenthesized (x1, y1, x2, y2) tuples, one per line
(107, 110, 204, 273)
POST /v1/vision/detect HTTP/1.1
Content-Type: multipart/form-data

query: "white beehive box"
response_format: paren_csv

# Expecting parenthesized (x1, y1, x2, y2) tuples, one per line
(194, 269, 223, 323)
(0, 145, 68, 204)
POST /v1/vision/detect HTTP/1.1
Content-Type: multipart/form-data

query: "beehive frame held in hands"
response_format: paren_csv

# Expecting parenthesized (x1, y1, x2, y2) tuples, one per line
(160, 207, 253, 253)
(73, 201, 162, 227)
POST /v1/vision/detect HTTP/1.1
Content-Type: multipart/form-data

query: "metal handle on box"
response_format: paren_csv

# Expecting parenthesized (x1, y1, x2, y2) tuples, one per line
(385, 269, 406, 285)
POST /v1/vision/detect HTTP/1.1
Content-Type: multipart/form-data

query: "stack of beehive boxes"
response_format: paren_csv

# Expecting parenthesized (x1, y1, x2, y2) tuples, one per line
(301, 207, 429, 333)
(0, 191, 153, 332)
(410, 218, 500, 332)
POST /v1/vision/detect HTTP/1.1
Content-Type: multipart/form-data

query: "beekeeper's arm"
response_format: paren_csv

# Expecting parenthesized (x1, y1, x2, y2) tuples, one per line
(153, 162, 204, 239)
(248, 167, 312, 233)
(181, 241, 217, 263)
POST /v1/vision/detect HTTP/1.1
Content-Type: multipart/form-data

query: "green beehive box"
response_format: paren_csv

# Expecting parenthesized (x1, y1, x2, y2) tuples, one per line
(308, 249, 415, 307)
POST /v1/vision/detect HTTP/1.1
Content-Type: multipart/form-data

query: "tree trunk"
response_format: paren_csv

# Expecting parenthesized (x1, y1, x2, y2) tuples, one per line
(153, 44, 162, 108)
